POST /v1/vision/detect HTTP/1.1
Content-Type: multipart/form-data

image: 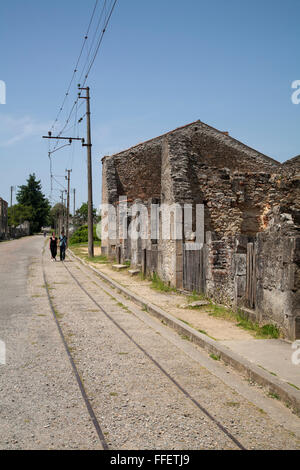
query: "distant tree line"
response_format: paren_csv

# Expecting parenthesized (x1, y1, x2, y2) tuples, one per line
(73, 202, 99, 226)
(8, 174, 50, 234)
(8, 173, 101, 237)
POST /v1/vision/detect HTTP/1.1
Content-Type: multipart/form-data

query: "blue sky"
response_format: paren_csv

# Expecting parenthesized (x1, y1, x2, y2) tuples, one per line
(1, 0, 300, 210)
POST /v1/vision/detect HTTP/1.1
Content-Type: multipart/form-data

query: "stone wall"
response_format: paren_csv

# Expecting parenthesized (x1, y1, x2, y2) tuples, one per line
(205, 233, 236, 305)
(8, 221, 30, 239)
(102, 136, 163, 205)
(101, 120, 300, 338)
(204, 211, 300, 340)
(255, 207, 300, 339)
(101, 120, 289, 234)
(282, 155, 300, 176)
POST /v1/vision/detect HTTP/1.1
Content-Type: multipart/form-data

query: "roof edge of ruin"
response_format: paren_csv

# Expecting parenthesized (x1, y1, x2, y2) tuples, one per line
(102, 119, 280, 166)
(102, 120, 201, 159)
(282, 155, 300, 166)
(199, 121, 280, 166)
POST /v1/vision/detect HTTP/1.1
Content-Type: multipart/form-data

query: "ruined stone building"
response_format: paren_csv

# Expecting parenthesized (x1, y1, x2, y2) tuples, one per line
(101, 121, 300, 340)
(0, 198, 8, 240)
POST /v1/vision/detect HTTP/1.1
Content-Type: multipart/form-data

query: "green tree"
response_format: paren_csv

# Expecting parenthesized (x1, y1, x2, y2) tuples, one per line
(16, 174, 50, 233)
(49, 203, 64, 229)
(8, 204, 34, 227)
(73, 202, 97, 227)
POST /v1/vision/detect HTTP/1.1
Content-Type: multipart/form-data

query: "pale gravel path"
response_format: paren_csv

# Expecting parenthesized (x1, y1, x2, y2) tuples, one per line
(1, 236, 299, 450)
(44, 248, 299, 449)
(0, 236, 101, 450)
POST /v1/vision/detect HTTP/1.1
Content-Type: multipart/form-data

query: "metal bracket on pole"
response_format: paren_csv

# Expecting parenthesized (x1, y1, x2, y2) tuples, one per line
(42, 131, 85, 145)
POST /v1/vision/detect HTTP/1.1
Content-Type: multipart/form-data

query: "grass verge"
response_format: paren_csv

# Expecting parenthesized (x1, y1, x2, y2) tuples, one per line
(188, 300, 280, 339)
(69, 242, 108, 265)
(150, 272, 177, 293)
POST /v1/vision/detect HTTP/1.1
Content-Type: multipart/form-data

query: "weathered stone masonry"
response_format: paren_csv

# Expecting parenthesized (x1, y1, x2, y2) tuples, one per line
(101, 121, 300, 339)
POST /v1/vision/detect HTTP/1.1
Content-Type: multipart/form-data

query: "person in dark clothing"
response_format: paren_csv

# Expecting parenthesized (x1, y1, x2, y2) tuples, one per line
(59, 231, 67, 261)
(49, 232, 58, 261)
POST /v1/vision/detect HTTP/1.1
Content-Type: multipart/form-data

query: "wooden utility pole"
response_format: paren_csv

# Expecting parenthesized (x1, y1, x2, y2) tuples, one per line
(65, 170, 72, 244)
(73, 188, 76, 216)
(10, 186, 14, 207)
(60, 190, 65, 234)
(79, 85, 94, 258)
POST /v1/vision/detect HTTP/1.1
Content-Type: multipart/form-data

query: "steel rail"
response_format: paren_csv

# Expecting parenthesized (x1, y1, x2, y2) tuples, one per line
(41, 250, 108, 450)
(62, 257, 246, 451)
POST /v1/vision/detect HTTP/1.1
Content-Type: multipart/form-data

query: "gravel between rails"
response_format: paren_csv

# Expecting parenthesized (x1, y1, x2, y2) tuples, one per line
(42, 256, 108, 450)
(41, 249, 300, 450)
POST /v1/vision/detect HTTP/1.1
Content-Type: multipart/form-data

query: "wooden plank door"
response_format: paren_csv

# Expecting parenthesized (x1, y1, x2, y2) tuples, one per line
(246, 242, 257, 309)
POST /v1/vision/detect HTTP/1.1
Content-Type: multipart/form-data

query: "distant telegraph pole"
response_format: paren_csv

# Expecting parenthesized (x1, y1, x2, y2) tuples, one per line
(73, 188, 76, 216)
(78, 85, 94, 258)
(10, 186, 14, 207)
(60, 190, 65, 234)
(42, 133, 83, 236)
(65, 170, 72, 244)
(10, 186, 15, 225)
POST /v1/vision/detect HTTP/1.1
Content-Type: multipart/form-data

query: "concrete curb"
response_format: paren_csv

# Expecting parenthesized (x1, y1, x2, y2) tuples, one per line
(68, 249, 300, 416)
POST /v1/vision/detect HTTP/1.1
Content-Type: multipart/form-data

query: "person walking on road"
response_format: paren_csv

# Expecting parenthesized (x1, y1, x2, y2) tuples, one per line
(49, 232, 58, 261)
(59, 231, 67, 262)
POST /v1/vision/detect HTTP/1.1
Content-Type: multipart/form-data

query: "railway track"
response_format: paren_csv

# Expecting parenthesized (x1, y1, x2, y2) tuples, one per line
(42, 250, 246, 450)
(42, 255, 109, 450)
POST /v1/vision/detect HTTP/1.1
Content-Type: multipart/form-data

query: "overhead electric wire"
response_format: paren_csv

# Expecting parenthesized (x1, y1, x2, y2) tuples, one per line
(49, 194, 61, 205)
(53, 176, 67, 191)
(78, 0, 108, 84)
(47, 0, 118, 207)
(51, 0, 118, 152)
(67, 99, 79, 170)
(82, 0, 118, 85)
(49, 142, 72, 155)
(50, 0, 100, 134)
